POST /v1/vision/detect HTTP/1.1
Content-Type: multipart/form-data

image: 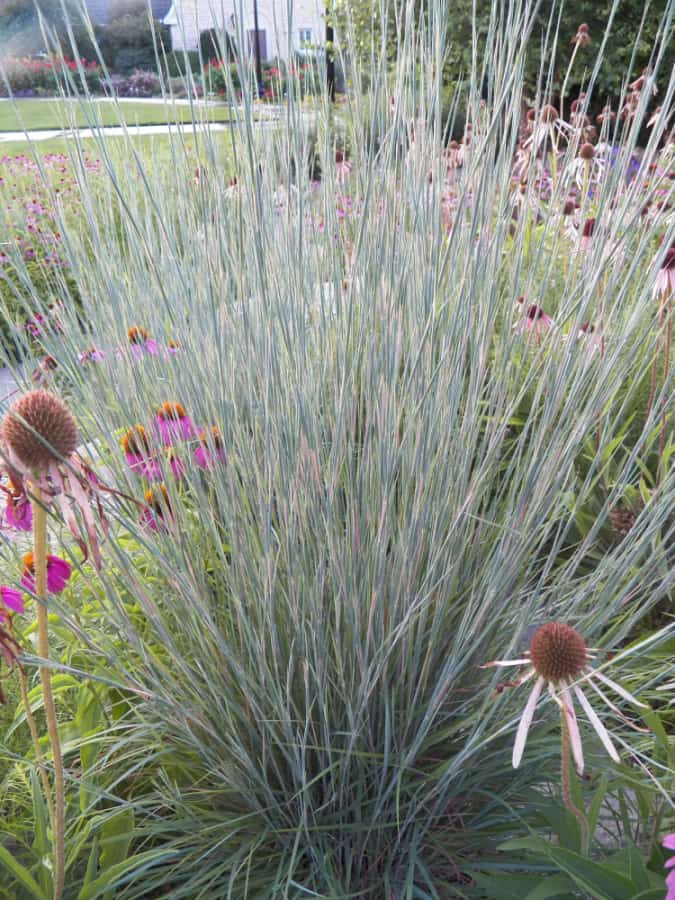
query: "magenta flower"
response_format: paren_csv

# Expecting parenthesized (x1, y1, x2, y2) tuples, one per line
(140, 484, 171, 532)
(122, 425, 162, 480)
(154, 402, 196, 443)
(0, 586, 25, 620)
(194, 427, 226, 470)
(514, 298, 554, 340)
(22, 553, 72, 594)
(78, 346, 105, 365)
(665, 834, 675, 900)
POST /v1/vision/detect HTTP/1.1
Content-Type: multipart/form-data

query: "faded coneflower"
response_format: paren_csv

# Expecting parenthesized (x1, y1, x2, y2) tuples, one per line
(1, 390, 104, 567)
(572, 23, 591, 46)
(77, 346, 105, 366)
(482, 621, 647, 773)
(154, 402, 196, 443)
(22, 552, 72, 594)
(514, 298, 553, 340)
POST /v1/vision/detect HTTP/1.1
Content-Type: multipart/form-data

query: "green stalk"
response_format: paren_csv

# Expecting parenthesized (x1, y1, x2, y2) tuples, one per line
(560, 709, 589, 854)
(33, 483, 65, 900)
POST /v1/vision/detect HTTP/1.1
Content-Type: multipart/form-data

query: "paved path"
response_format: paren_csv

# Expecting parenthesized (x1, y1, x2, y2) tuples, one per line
(0, 120, 241, 143)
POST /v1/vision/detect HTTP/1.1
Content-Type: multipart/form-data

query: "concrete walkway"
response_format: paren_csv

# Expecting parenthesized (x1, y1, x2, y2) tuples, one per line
(0, 120, 237, 143)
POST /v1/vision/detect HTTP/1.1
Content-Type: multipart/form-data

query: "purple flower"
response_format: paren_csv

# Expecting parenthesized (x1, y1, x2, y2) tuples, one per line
(22, 553, 72, 594)
(0, 586, 25, 620)
(194, 427, 226, 470)
(154, 402, 195, 443)
(664, 834, 675, 900)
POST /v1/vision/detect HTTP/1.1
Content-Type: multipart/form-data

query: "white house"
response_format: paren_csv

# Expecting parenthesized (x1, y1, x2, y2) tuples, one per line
(162, 0, 325, 61)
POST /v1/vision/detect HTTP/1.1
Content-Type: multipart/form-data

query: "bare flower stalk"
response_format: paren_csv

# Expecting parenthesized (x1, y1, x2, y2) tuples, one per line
(17, 664, 56, 829)
(33, 484, 65, 900)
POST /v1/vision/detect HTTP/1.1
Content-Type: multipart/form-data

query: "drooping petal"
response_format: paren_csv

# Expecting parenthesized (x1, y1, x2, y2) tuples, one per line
(68, 471, 102, 570)
(561, 685, 584, 775)
(663, 834, 675, 851)
(480, 658, 530, 668)
(574, 685, 620, 763)
(591, 669, 648, 708)
(512, 676, 545, 768)
(585, 677, 650, 732)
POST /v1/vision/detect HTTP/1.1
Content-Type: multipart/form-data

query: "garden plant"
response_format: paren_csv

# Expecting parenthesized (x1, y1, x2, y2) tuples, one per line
(0, 0, 673, 897)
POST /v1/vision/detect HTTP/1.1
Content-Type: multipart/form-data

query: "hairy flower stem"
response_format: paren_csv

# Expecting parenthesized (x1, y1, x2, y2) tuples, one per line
(17, 665, 56, 829)
(33, 484, 65, 900)
(561, 709, 590, 854)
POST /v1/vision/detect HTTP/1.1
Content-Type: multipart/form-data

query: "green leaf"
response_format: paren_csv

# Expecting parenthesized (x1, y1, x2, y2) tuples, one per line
(99, 808, 135, 874)
(523, 874, 577, 899)
(587, 773, 609, 841)
(76, 848, 177, 900)
(0, 845, 47, 900)
(542, 845, 636, 900)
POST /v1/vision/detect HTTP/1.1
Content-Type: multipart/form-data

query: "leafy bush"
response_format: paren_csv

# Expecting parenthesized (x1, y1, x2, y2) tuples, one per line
(113, 69, 162, 97)
(0, 55, 104, 97)
(164, 50, 202, 78)
(95, 13, 170, 75)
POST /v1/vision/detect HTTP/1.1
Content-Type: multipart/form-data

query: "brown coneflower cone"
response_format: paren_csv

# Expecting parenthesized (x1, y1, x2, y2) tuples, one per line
(1, 390, 78, 472)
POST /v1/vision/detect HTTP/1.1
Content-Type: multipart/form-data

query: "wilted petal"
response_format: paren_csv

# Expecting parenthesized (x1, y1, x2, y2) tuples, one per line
(480, 658, 530, 668)
(512, 676, 544, 768)
(574, 685, 619, 763)
(591, 669, 648, 708)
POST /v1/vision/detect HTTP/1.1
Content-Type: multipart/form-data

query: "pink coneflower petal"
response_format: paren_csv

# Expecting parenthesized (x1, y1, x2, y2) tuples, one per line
(663, 834, 675, 852)
(573, 685, 620, 762)
(591, 670, 648, 708)
(512, 675, 544, 768)
(1, 586, 25, 615)
(560, 685, 584, 774)
(145, 338, 160, 356)
(46, 556, 72, 593)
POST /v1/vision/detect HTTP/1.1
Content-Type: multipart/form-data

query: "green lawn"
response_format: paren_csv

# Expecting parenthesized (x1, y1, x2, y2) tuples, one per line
(0, 131, 237, 169)
(0, 98, 235, 132)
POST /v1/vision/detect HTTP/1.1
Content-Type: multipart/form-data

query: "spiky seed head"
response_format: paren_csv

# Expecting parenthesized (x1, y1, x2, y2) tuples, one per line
(541, 104, 559, 123)
(609, 505, 637, 541)
(579, 143, 595, 160)
(529, 623, 588, 681)
(2, 390, 78, 472)
(563, 199, 576, 215)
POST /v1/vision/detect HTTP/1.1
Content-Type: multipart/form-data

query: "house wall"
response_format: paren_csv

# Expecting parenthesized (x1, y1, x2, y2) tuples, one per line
(164, 0, 324, 60)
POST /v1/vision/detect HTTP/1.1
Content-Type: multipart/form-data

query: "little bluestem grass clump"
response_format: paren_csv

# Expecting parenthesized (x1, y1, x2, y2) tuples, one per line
(0, 0, 673, 896)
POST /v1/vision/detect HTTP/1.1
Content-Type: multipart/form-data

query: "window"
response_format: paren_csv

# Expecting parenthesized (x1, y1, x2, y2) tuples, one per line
(298, 28, 312, 44)
(247, 29, 267, 61)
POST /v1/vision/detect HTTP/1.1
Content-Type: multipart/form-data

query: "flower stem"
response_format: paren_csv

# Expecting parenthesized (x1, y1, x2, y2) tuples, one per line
(560, 709, 590, 854)
(17, 664, 56, 829)
(32, 483, 65, 900)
